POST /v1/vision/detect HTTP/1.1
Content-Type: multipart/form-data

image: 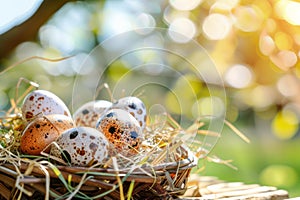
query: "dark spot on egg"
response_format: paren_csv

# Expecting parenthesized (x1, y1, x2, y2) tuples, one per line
(137, 109, 143, 115)
(106, 112, 114, 118)
(90, 135, 95, 140)
(82, 109, 89, 115)
(128, 103, 137, 110)
(76, 147, 86, 156)
(29, 96, 34, 101)
(38, 97, 44, 101)
(130, 112, 135, 117)
(109, 126, 116, 134)
(89, 143, 98, 151)
(57, 119, 63, 123)
(25, 111, 33, 119)
(35, 124, 40, 129)
(130, 131, 138, 139)
(64, 111, 68, 116)
(82, 133, 87, 137)
(70, 131, 78, 139)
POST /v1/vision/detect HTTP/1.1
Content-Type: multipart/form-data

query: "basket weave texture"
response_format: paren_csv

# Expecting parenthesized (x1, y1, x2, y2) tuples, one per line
(0, 143, 197, 200)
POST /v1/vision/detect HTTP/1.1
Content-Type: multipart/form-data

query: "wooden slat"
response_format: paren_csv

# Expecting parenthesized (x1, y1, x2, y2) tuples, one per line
(178, 176, 290, 200)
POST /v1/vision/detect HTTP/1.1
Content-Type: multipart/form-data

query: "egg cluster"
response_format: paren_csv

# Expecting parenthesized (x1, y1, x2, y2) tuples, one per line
(19, 89, 147, 166)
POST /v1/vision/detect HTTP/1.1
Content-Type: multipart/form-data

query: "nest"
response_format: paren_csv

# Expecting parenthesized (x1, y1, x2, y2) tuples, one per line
(0, 110, 200, 200)
(0, 146, 196, 200)
(0, 87, 248, 200)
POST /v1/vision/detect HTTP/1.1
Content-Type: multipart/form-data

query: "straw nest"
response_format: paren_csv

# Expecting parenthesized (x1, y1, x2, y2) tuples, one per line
(0, 90, 248, 200)
(0, 105, 203, 200)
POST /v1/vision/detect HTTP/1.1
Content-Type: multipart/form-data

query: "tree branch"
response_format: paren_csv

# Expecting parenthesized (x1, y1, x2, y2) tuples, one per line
(0, 0, 74, 62)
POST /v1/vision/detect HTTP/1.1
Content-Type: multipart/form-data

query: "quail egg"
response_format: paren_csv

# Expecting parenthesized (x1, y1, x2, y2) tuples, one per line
(113, 96, 147, 129)
(96, 108, 143, 156)
(20, 114, 74, 155)
(73, 100, 112, 128)
(50, 127, 109, 166)
(22, 90, 71, 121)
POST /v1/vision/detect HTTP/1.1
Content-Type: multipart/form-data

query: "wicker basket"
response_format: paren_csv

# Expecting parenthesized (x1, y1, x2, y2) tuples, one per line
(0, 143, 197, 200)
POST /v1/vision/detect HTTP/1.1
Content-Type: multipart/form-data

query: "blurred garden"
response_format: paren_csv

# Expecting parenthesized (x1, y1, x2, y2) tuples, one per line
(1, 0, 300, 197)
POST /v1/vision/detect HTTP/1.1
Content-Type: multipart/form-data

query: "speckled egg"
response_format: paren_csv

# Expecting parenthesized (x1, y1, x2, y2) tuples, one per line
(22, 90, 71, 121)
(20, 114, 74, 155)
(50, 127, 109, 166)
(96, 108, 143, 156)
(73, 100, 112, 128)
(112, 96, 147, 129)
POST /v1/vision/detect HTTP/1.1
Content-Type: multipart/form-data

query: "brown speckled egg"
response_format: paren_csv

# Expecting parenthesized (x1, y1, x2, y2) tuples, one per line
(20, 114, 74, 155)
(50, 127, 109, 166)
(96, 109, 143, 156)
(112, 96, 147, 130)
(22, 90, 71, 121)
(73, 100, 112, 128)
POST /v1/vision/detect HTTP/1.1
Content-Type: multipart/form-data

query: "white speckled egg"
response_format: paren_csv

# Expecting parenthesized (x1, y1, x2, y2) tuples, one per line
(22, 90, 71, 121)
(73, 100, 112, 128)
(50, 127, 109, 166)
(96, 108, 143, 156)
(20, 114, 74, 155)
(112, 96, 147, 129)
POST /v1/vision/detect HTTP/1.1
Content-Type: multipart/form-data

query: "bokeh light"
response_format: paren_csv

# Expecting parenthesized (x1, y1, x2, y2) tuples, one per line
(250, 85, 277, 110)
(169, 0, 203, 11)
(202, 13, 232, 40)
(192, 96, 225, 118)
(277, 74, 299, 97)
(270, 50, 297, 70)
(260, 165, 298, 188)
(210, 0, 239, 12)
(272, 110, 299, 140)
(275, 0, 300, 26)
(225, 64, 253, 89)
(259, 34, 276, 56)
(233, 5, 263, 32)
(168, 17, 197, 43)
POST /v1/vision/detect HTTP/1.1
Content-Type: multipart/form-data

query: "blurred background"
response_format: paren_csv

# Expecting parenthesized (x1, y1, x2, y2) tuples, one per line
(0, 0, 300, 197)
